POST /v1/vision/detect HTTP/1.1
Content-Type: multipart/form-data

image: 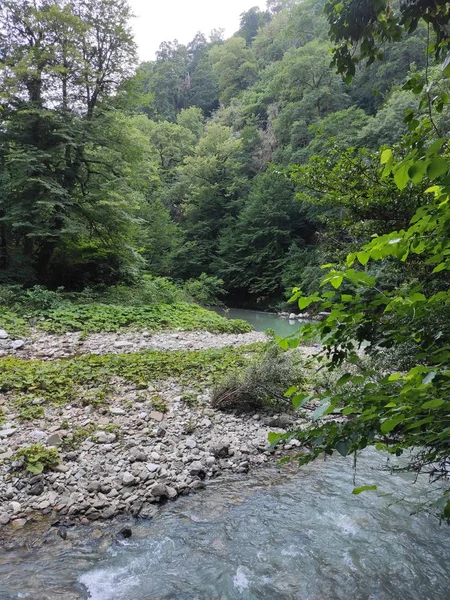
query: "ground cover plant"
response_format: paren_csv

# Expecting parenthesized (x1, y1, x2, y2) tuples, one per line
(0, 344, 267, 412)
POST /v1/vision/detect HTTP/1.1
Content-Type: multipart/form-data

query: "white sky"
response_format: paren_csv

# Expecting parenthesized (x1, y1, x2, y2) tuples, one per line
(128, 0, 267, 61)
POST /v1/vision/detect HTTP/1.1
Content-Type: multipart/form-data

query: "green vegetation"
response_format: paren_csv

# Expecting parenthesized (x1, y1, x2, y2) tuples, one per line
(212, 346, 304, 413)
(0, 344, 266, 409)
(12, 444, 60, 474)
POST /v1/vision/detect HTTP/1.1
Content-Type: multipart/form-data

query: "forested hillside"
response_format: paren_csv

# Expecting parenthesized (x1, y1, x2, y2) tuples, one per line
(2, 0, 446, 308)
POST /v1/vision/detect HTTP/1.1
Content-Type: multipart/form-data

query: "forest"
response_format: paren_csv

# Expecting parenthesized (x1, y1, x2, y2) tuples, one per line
(1, 0, 446, 308)
(0, 0, 449, 522)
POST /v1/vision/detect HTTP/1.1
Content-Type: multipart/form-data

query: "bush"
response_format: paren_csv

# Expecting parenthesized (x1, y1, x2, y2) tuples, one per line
(211, 346, 304, 413)
(100, 275, 185, 306)
(12, 444, 60, 474)
(183, 273, 226, 306)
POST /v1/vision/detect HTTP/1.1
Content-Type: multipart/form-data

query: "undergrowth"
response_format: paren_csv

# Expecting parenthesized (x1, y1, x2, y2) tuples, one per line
(0, 344, 266, 409)
(211, 345, 305, 413)
(0, 302, 252, 336)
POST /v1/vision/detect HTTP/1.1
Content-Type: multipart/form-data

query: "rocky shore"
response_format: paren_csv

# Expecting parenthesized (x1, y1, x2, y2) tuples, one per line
(0, 329, 305, 531)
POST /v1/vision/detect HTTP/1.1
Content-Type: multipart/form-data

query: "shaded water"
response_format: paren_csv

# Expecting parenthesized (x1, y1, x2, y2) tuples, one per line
(213, 307, 307, 338)
(1, 450, 448, 600)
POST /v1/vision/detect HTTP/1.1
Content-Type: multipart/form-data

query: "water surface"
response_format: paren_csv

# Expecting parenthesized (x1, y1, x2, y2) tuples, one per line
(213, 307, 307, 338)
(1, 450, 448, 600)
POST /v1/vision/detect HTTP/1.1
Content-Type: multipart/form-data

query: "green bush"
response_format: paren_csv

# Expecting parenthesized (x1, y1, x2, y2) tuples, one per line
(183, 273, 226, 306)
(211, 346, 305, 412)
(12, 444, 60, 474)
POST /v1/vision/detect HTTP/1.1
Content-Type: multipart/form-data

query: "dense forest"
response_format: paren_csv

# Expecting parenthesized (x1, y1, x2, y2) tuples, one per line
(1, 0, 447, 308)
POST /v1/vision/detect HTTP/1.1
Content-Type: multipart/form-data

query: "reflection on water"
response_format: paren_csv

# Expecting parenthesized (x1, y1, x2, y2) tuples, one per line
(1, 449, 449, 600)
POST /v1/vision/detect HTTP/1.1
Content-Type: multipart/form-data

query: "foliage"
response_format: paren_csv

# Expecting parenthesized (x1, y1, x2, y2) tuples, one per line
(272, 0, 450, 518)
(0, 344, 267, 414)
(211, 346, 304, 412)
(183, 273, 226, 306)
(12, 444, 60, 475)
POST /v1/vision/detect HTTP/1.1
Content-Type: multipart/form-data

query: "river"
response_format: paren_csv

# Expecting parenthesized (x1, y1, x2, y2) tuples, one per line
(1, 449, 448, 600)
(213, 307, 308, 338)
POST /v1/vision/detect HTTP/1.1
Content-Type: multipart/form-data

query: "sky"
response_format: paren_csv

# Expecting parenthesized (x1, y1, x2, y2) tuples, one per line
(128, 0, 266, 61)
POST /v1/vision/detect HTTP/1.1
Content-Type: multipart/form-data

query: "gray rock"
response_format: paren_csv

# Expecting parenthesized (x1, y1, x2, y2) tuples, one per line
(150, 483, 168, 498)
(9, 501, 21, 515)
(189, 461, 205, 476)
(211, 442, 230, 458)
(11, 339, 25, 350)
(0, 428, 16, 438)
(11, 518, 27, 529)
(122, 472, 136, 486)
(0, 330, 8, 339)
(146, 462, 160, 473)
(129, 448, 147, 462)
(47, 433, 62, 446)
(185, 438, 197, 449)
(0, 513, 10, 525)
(87, 481, 101, 493)
(110, 407, 126, 416)
(28, 482, 44, 496)
(150, 411, 164, 422)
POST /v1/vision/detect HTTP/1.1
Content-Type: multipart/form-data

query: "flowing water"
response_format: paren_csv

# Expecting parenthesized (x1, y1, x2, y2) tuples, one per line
(213, 307, 307, 338)
(1, 449, 449, 600)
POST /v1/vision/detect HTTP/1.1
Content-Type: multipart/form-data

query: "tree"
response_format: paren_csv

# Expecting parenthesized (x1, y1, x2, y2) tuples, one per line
(219, 168, 316, 303)
(0, 0, 145, 285)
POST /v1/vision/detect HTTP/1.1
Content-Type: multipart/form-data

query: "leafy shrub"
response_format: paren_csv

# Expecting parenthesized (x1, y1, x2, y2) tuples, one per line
(20, 286, 66, 311)
(211, 346, 305, 412)
(38, 302, 253, 334)
(0, 308, 29, 338)
(12, 444, 60, 474)
(183, 273, 226, 306)
(100, 275, 185, 306)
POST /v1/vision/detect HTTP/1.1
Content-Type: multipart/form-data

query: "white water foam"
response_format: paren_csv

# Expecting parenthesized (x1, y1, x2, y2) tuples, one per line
(233, 566, 250, 593)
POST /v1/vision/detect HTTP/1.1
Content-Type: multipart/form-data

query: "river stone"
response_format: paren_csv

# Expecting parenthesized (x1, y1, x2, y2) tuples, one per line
(0, 428, 16, 438)
(110, 407, 126, 416)
(122, 472, 136, 486)
(11, 518, 27, 529)
(11, 339, 25, 349)
(28, 482, 44, 496)
(146, 462, 159, 473)
(150, 411, 164, 422)
(9, 501, 21, 515)
(47, 433, 62, 446)
(0, 330, 8, 339)
(0, 513, 10, 525)
(211, 442, 230, 458)
(150, 483, 168, 498)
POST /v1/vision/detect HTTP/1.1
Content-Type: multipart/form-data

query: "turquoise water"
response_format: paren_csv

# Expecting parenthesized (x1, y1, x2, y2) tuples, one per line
(214, 307, 308, 338)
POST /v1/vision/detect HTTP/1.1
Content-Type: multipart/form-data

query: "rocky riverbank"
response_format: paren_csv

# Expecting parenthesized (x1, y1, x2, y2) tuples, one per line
(0, 329, 306, 531)
(0, 329, 267, 360)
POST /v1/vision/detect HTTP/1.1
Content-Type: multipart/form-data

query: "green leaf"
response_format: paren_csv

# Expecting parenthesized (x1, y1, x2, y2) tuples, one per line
(335, 440, 351, 457)
(292, 394, 310, 409)
(352, 485, 377, 495)
(427, 158, 448, 180)
(393, 163, 410, 190)
(408, 161, 427, 184)
(313, 400, 331, 420)
(284, 386, 298, 397)
(336, 373, 352, 386)
(331, 275, 344, 289)
(381, 417, 404, 434)
(421, 399, 444, 409)
(380, 149, 392, 165)
(268, 432, 282, 445)
(422, 371, 436, 385)
(356, 251, 369, 266)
